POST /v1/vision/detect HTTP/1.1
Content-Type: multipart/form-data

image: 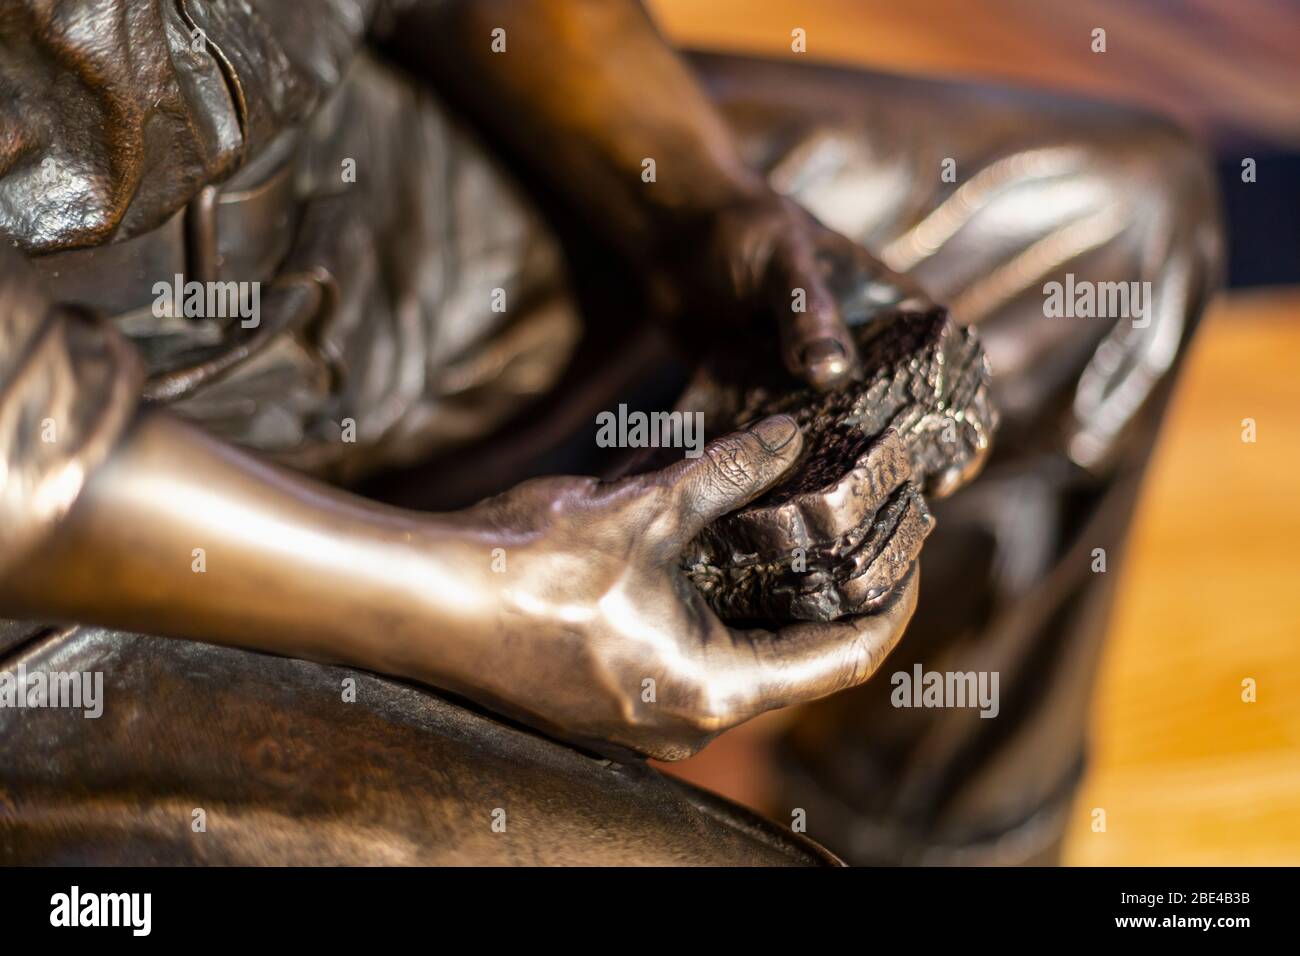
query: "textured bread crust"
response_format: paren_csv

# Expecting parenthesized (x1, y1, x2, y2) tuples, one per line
(681, 307, 997, 623)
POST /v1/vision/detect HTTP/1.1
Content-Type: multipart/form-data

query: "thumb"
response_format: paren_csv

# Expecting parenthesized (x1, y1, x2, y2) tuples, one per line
(659, 414, 803, 545)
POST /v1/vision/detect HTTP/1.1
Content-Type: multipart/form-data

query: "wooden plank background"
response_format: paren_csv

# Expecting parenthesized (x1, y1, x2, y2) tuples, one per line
(650, 0, 1300, 146)
(1066, 291, 1300, 865)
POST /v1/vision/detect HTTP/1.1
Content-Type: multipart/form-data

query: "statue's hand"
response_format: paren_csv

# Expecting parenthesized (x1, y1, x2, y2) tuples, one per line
(682, 192, 932, 390)
(445, 415, 917, 760)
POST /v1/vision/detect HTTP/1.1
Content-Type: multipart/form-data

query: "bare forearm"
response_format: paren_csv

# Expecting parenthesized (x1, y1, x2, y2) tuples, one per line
(380, 0, 885, 391)
(380, 0, 765, 265)
(0, 405, 917, 760)
(0, 411, 491, 685)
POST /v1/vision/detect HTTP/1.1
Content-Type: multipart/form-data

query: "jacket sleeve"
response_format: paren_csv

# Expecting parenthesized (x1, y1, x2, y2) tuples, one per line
(0, 243, 142, 580)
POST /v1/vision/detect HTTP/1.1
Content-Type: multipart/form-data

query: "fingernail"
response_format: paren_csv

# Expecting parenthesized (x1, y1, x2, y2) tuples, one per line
(800, 338, 850, 387)
(752, 414, 800, 452)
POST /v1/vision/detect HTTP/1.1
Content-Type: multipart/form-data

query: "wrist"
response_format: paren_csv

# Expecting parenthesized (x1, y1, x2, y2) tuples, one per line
(378, 511, 513, 690)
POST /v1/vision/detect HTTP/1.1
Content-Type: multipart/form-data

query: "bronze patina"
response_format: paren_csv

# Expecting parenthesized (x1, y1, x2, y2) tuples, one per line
(0, 1, 1222, 865)
(683, 307, 996, 622)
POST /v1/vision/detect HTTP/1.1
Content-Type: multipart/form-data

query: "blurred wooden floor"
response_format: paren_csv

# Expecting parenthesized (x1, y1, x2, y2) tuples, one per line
(651, 0, 1300, 864)
(650, 0, 1300, 146)
(1064, 290, 1300, 865)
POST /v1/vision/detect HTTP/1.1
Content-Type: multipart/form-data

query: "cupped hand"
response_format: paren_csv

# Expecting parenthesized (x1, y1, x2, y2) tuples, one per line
(448, 415, 918, 760)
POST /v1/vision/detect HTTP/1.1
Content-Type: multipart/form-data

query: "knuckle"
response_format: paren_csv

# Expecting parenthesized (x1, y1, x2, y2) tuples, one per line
(682, 679, 740, 736)
(703, 440, 754, 494)
(845, 635, 878, 686)
(622, 705, 713, 761)
(637, 484, 681, 537)
(648, 733, 709, 762)
(841, 627, 896, 687)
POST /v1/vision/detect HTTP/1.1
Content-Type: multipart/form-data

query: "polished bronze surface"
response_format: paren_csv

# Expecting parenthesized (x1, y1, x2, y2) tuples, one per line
(0, 624, 840, 865)
(1, 1, 926, 772)
(0, 1, 1222, 865)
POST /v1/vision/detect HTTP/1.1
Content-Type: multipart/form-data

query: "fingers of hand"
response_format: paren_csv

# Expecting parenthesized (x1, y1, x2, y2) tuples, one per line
(742, 564, 920, 716)
(770, 232, 858, 390)
(659, 414, 804, 545)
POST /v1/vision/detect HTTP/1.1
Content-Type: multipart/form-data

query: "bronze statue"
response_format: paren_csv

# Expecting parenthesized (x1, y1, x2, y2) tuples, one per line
(0, 0, 1221, 865)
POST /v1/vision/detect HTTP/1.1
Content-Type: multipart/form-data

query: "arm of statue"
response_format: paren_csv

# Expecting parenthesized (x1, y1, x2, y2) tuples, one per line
(0, 407, 915, 760)
(0, 233, 914, 762)
(376, 0, 930, 391)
